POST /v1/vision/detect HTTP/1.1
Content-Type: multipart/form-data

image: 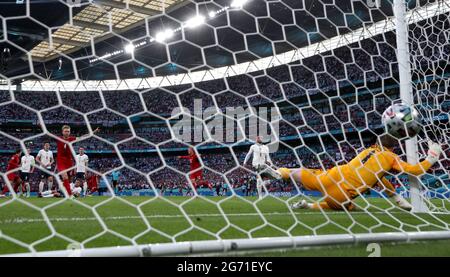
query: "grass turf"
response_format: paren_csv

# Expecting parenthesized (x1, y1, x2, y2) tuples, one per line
(0, 196, 449, 256)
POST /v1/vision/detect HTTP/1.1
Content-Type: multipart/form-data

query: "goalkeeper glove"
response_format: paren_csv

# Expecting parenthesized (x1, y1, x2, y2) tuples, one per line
(426, 140, 442, 165)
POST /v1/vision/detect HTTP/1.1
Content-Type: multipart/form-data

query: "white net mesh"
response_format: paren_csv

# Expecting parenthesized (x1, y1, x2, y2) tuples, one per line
(0, 0, 449, 256)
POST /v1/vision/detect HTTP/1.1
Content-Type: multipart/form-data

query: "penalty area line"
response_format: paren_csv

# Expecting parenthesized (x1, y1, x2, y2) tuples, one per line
(1, 210, 446, 224)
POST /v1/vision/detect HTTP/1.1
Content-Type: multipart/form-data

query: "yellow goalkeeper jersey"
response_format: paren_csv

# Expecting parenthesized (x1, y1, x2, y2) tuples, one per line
(279, 144, 433, 210)
(328, 145, 432, 197)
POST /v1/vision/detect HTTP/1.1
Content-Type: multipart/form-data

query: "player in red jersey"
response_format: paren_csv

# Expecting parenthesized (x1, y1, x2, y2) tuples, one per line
(178, 148, 212, 192)
(57, 125, 99, 197)
(86, 172, 99, 196)
(1, 149, 23, 197)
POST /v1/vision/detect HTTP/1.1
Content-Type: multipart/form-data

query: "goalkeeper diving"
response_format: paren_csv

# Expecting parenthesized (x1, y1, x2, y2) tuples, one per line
(276, 134, 442, 211)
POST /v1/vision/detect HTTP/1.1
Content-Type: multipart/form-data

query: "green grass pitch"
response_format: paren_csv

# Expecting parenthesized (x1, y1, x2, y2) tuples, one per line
(0, 196, 450, 256)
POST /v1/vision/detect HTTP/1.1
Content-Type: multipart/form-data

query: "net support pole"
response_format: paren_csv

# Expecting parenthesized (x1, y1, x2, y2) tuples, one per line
(393, 0, 429, 212)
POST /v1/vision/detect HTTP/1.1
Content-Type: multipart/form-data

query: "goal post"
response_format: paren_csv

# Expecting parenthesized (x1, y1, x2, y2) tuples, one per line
(393, 0, 429, 213)
(3, 230, 450, 257)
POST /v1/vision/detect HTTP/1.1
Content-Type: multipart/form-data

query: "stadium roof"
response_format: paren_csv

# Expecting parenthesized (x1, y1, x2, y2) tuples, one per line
(0, 0, 446, 92)
(0, 0, 441, 82)
(30, 0, 186, 60)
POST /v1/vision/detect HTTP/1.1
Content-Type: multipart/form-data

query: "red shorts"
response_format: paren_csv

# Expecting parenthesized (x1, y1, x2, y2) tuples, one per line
(7, 173, 20, 182)
(189, 170, 202, 181)
(88, 180, 98, 190)
(57, 161, 74, 174)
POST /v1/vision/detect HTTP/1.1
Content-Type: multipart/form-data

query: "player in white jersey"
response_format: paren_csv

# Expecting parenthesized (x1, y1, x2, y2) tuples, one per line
(243, 136, 281, 199)
(20, 148, 35, 198)
(36, 142, 54, 193)
(75, 147, 89, 196)
(39, 179, 82, 198)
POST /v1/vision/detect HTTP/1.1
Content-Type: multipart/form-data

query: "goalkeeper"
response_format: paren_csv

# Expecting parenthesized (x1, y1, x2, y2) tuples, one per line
(277, 135, 442, 211)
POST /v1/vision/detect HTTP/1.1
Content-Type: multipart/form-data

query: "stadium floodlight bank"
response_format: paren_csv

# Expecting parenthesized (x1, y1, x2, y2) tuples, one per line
(3, 231, 450, 257)
(0, 1, 449, 92)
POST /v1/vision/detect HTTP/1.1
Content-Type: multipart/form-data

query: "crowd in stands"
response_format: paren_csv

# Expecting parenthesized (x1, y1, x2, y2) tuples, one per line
(0, 38, 400, 118)
(1, 31, 449, 195)
(0, 95, 410, 143)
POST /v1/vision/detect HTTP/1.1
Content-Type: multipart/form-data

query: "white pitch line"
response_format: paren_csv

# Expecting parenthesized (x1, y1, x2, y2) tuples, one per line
(1, 211, 449, 224)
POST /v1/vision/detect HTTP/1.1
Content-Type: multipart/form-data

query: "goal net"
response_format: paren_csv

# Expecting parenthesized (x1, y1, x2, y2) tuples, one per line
(0, 0, 449, 257)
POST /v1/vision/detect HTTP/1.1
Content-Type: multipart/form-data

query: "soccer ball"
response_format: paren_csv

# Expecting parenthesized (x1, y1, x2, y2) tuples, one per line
(381, 103, 422, 139)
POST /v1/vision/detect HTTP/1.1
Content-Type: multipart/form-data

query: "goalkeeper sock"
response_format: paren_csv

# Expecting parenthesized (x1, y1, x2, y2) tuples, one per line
(39, 181, 44, 193)
(48, 181, 53, 190)
(83, 182, 88, 195)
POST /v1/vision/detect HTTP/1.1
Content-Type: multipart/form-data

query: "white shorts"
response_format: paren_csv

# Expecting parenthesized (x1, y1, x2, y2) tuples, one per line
(72, 187, 82, 195)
